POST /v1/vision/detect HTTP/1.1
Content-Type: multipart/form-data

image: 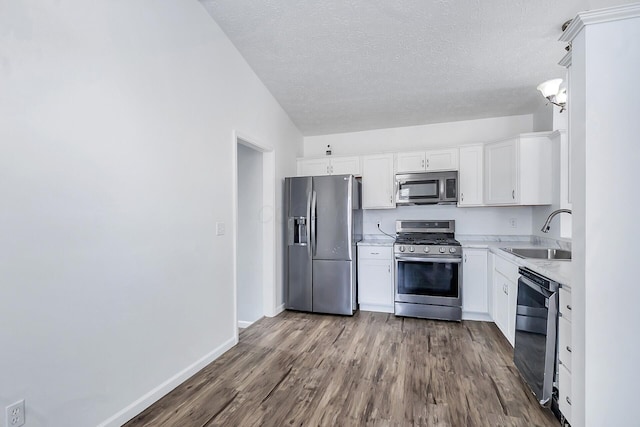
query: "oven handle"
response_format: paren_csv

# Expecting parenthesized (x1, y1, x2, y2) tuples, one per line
(395, 257, 462, 264)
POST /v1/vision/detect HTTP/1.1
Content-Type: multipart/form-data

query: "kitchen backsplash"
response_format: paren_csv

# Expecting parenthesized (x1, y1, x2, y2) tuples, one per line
(364, 205, 535, 236)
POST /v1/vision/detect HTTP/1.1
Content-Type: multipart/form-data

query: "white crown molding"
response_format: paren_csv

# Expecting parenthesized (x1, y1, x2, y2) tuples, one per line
(560, 3, 640, 42)
(559, 50, 572, 68)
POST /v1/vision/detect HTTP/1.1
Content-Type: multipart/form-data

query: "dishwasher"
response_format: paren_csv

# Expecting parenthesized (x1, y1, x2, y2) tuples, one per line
(513, 267, 560, 406)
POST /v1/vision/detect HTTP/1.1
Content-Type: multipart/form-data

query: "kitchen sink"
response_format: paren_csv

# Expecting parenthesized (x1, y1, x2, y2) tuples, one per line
(500, 247, 572, 261)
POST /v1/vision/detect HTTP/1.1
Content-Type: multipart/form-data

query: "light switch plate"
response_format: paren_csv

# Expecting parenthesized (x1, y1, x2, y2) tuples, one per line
(216, 222, 226, 236)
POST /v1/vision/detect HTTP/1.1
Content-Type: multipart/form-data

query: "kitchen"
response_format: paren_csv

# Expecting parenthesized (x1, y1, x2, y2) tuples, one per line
(1, 1, 638, 427)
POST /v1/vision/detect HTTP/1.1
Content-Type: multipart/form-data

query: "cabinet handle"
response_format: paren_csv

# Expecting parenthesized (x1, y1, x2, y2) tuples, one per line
(566, 345, 572, 353)
(512, 190, 515, 199)
(566, 304, 572, 310)
(390, 195, 393, 204)
(388, 266, 390, 273)
(461, 192, 464, 202)
(566, 396, 572, 406)
(464, 254, 467, 262)
(370, 252, 379, 255)
(421, 159, 425, 168)
(426, 159, 429, 168)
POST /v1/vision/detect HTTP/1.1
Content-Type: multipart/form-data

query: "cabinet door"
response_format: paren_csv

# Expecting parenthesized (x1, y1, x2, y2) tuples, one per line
(358, 257, 394, 313)
(462, 249, 488, 315)
(330, 156, 361, 176)
(426, 148, 459, 171)
(297, 158, 330, 176)
(484, 139, 519, 204)
(458, 145, 484, 206)
(396, 151, 426, 173)
(493, 271, 510, 340)
(507, 278, 517, 346)
(362, 154, 395, 209)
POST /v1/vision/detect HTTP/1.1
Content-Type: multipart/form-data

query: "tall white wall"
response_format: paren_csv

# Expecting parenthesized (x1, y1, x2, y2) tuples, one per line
(305, 115, 536, 236)
(237, 144, 264, 325)
(303, 114, 533, 156)
(0, 1, 302, 426)
(566, 9, 640, 426)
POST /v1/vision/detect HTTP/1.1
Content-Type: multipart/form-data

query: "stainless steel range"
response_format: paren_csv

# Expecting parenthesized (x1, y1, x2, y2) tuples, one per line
(394, 220, 462, 321)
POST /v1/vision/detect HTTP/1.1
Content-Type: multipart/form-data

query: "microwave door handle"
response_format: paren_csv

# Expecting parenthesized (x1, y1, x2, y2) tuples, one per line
(439, 178, 445, 202)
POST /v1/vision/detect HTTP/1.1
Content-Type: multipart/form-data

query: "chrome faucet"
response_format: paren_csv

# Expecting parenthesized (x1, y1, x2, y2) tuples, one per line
(541, 209, 572, 233)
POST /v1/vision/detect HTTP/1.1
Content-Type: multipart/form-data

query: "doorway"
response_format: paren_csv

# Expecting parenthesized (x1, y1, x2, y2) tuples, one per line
(233, 132, 276, 337)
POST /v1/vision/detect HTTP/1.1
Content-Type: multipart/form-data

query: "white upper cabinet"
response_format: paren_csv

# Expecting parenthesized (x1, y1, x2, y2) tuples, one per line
(297, 156, 361, 176)
(395, 151, 425, 172)
(297, 158, 331, 176)
(484, 133, 552, 206)
(396, 148, 459, 173)
(458, 145, 484, 206)
(362, 153, 395, 209)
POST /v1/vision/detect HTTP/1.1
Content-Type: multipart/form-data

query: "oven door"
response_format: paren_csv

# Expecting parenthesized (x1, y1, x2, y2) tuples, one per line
(395, 256, 462, 306)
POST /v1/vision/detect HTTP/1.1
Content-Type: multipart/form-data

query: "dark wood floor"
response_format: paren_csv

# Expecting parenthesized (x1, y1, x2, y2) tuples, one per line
(125, 311, 559, 426)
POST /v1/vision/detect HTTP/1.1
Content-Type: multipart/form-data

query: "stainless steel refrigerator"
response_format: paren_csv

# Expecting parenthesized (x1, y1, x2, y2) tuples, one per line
(285, 175, 362, 315)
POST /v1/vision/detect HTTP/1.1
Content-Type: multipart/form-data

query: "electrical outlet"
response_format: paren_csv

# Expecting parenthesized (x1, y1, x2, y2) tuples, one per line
(6, 399, 25, 427)
(216, 222, 226, 236)
(509, 218, 518, 228)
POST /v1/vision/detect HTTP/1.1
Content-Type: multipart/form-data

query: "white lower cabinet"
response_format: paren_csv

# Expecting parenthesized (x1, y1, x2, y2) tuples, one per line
(462, 248, 489, 319)
(491, 254, 519, 346)
(357, 244, 394, 313)
(558, 286, 573, 425)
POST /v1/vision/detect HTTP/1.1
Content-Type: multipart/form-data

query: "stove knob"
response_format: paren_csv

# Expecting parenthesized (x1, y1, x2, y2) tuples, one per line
(423, 246, 430, 253)
(409, 246, 415, 253)
(439, 247, 446, 254)
(399, 246, 405, 252)
(449, 247, 457, 254)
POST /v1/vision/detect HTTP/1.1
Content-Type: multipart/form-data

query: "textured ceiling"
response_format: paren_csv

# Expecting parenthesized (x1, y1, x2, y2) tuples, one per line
(200, 0, 630, 136)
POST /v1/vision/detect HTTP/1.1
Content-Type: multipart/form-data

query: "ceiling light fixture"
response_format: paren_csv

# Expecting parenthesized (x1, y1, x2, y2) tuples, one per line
(537, 78, 567, 112)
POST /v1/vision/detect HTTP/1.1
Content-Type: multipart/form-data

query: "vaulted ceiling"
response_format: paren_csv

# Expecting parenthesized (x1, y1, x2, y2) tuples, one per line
(201, 0, 630, 135)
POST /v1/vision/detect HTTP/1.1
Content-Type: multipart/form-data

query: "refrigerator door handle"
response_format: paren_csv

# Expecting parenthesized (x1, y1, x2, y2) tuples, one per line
(310, 190, 317, 256)
(306, 187, 312, 255)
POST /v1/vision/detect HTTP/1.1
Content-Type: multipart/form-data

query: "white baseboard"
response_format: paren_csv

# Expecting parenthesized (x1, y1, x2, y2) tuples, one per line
(359, 304, 394, 314)
(462, 311, 493, 322)
(97, 335, 237, 427)
(266, 303, 285, 317)
(237, 320, 253, 329)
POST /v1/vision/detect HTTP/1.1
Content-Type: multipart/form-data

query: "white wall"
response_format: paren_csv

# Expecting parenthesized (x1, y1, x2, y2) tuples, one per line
(532, 100, 554, 132)
(567, 10, 640, 426)
(304, 114, 533, 157)
(237, 143, 264, 325)
(0, 1, 302, 426)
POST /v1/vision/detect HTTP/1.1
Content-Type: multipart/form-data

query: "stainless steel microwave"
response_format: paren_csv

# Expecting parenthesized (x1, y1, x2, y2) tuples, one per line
(395, 171, 458, 205)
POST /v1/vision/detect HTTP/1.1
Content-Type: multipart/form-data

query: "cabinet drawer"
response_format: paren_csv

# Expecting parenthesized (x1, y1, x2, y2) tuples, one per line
(559, 288, 572, 322)
(494, 254, 519, 283)
(358, 245, 392, 260)
(558, 317, 572, 372)
(558, 364, 572, 425)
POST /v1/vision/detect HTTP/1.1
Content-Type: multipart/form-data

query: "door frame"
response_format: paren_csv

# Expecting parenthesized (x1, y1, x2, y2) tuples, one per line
(232, 130, 277, 341)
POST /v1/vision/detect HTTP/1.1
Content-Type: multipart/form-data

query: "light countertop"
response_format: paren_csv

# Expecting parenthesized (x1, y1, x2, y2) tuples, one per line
(460, 239, 572, 287)
(358, 235, 395, 246)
